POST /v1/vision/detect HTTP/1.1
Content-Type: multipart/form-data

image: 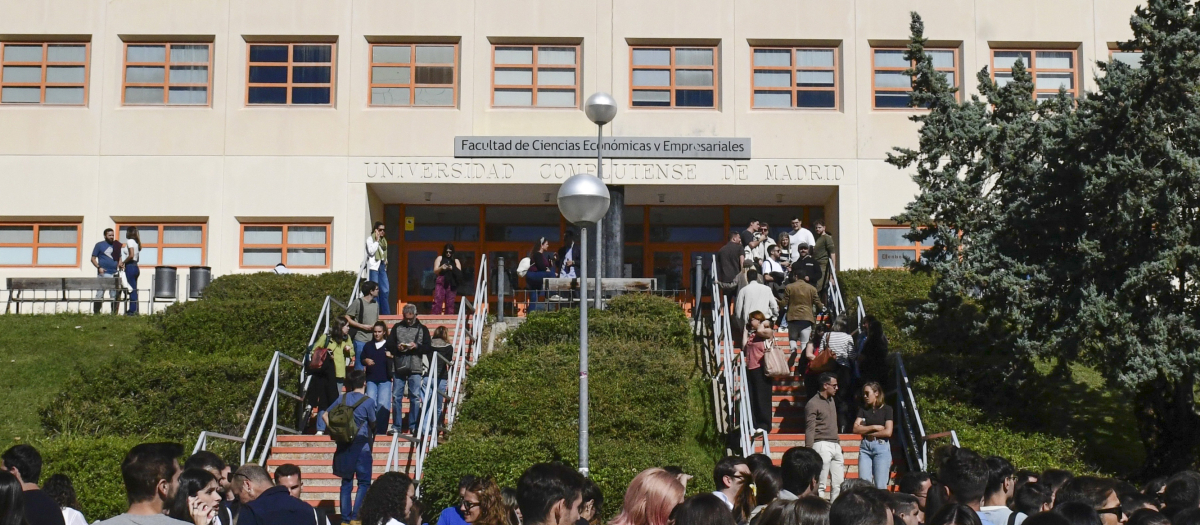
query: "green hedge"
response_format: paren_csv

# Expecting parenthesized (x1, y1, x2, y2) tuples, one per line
(421, 295, 721, 520)
(34, 435, 150, 520)
(200, 271, 357, 303)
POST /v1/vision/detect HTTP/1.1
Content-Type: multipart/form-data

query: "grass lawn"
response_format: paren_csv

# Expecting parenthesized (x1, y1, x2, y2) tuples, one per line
(1033, 360, 1145, 474)
(0, 314, 148, 446)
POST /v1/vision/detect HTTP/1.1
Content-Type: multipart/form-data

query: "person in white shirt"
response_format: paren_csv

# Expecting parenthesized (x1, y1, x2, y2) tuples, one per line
(366, 221, 392, 316)
(120, 226, 141, 316)
(710, 457, 750, 510)
(750, 222, 776, 262)
(736, 269, 779, 326)
(823, 318, 858, 433)
(787, 217, 816, 262)
(979, 457, 1020, 525)
(43, 474, 87, 525)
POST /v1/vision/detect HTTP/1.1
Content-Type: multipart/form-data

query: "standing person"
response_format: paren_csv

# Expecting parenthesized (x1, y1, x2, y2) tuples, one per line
(557, 231, 578, 279)
(979, 457, 1017, 525)
(670, 494, 736, 525)
(857, 316, 889, 388)
(578, 479, 603, 525)
(811, 222, 836, 300)
(897, 473, 933, 514)
(609, 468, 684, 525)
(121, 226, 141, 316)
(793, 244, 819, 288)
(779, 447, 824, 500)
(937, 448, 992, 525)
(433, 243, 463, 315)
(305, 325, 339, 437)
(787, 218, 816, 263)
(42, 475, 85, 525)
(736, 270, 779, 328)
(366, 221, 391, 316)
(823, 318, 859, 432)
(762, 245, 788, 298)
(515, 463, 585, 525)
(323, 370, 376, 523)
(852, 382, 893, 490)
(359, 472, 416, 525)
(345, 281, 381, 372)
(2, 445, 65, 525)
(90, 228, 121, 314)
(744, 312, 775, 433)
(438, 477, 479, 525)
(314, 318, 356, 407)
(96, 442, 186, 525)
(776, 233, 794, 273)
(802, 324, 828, 402)
(524, 238, 556, 307)
(717, 231, 746, 296)
(829, 487, 889, 525)
(388, 304, 432, 435)
(274, 466, 333, 525)
(430, 326, 454, 428)
(780, 271, 823, 358)
(460, 477, 509, 525)
(751, 222, 777, 263)
(804, 373, 844, 502)
(710, 457, 751, 510)
(362, 321, 393, 435)
(0, 471, 26, 525)
(741, 219, 761, 251)
(183, 452, 234, 525)
(231, 465, 316, 525)
(167, 469, 221, 525)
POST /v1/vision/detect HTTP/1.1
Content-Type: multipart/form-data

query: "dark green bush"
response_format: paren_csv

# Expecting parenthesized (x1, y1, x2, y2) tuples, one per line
(35, 434, 148, 520)
(147, 299, 324, 358)
(200, 271, 357, 303)
(421, 294, 721, 519)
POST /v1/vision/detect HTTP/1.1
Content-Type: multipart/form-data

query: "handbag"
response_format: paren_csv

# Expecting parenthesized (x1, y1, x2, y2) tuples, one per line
(763, 337, 790, 378)
(806, 333, 836, 374)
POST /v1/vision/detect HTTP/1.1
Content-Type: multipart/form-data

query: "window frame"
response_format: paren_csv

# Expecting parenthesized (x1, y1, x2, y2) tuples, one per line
(239, 223, 332, 269)
(750, 45, 840, 110)
(368, 43, 459, 107)
(870, 46, 960, 109)
(245, 42, 337, 106)
(121, 42, 213, 106)
(874, 225, 925, 269)
(0, 41, 90, 106)
(0, 222, 82, 267)
(990, 48, 1079, 100)
(1108, 48, 1143, 69)
(629, 45, 719, 109)
(114, 223, 208, 267)
(489, 44, 582, 108)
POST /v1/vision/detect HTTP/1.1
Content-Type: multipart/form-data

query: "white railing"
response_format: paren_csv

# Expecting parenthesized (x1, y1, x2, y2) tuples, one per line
(709, 257, 769, 457)
(387, 257, 489, 489)
(828, 264, 847, 318)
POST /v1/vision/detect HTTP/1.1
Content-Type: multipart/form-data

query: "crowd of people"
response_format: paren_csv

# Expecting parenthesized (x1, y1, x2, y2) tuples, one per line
(6, 439, 1200, 525)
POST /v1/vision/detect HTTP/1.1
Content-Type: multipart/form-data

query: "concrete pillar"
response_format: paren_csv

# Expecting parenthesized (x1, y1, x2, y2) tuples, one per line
(602, 186, 624, 278)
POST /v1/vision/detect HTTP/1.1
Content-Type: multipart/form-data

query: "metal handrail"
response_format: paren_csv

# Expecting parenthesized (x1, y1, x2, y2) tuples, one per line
(828, 264, 847, 318)
(707, 256, 768, 457)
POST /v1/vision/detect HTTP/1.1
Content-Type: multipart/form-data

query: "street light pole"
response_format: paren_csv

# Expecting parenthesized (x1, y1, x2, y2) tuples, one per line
(578, 224, 589, 475)
(594, 121, 604, 310)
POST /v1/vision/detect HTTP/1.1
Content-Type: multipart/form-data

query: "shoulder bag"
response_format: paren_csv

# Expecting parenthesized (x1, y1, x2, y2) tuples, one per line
(763, 336, 791, 378)
(806, 333, 836, 374)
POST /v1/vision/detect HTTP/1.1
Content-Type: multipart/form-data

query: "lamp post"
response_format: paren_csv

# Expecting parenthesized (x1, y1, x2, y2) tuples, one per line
(584, 92, 617, 309)
(557, 173, 610, 477)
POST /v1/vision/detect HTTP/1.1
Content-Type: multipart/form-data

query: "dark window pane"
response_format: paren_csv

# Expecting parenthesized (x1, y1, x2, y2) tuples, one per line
(649, 226, 724, 243)
(291, 87, 330, 104)
(292, 66, 331, 83)
(249, 66, 287, 83)
(293, 45, 332, 63)
(874, 92, 911, 108)
(676, 89, 714, 107)
(797, 90, 836, 108)
(248, 86, 287, 104)
(249, 45, 288, 63)
(405, 225, 481, 242)
(415, 66, 454, 84)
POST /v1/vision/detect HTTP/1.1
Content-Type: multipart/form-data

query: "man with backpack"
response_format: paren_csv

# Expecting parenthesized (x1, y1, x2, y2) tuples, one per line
(321, 370, 376, 523)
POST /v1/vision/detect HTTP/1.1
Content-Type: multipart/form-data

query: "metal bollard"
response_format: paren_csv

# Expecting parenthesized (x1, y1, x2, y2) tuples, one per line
(497, 257, 506, 322)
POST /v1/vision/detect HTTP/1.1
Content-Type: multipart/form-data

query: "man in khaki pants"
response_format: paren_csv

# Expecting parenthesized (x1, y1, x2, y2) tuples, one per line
(806, 372, 844, 500)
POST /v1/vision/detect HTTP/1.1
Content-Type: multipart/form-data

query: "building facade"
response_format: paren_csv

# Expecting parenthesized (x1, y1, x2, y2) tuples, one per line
(0, 0, 1143, 308)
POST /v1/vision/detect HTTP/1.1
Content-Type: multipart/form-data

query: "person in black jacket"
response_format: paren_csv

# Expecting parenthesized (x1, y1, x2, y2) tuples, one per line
(387, 304, 432, 436)
(305, 336, 340, 436)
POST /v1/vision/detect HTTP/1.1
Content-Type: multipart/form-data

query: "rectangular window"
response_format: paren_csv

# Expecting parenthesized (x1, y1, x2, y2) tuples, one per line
(871, 47, 958, 109)
(370, 43, 457, 107)
(122, 43, 212, 105)
(240, 223, 330, 268)
(116, 223, 206, 266)
(0, 223, 80, 267)
(246, 43, 335, 105)
(491, 45, 580, 107)
(1110, 50, 1143, 69)
(0, 42, 89, 105)
(874, 226, 923, 268)
(751, 46, 838, 109)
(631, 45, 717, 108)
(991, 48, 1078, 100)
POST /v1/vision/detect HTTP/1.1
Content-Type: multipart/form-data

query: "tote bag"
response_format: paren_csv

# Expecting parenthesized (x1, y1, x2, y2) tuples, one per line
(805, 333, 836, 374)
(763, 337, 791, 378)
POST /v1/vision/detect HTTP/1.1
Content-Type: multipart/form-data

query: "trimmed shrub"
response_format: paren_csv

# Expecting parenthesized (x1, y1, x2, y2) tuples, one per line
(200, 271, 357, 303)
(35, 434, 149, 520)
(147, 299, 324, 358)
(421, 295, 721, 519)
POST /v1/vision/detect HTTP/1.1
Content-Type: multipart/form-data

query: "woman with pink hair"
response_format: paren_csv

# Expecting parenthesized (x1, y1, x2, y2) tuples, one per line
(610, 468, 685, 525)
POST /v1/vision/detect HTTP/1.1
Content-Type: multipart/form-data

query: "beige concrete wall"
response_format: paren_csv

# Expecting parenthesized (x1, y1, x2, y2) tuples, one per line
(0, 0, 1144, 283)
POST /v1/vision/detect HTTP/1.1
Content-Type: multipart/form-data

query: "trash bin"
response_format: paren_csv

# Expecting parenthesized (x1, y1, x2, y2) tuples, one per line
(154, 266, 177, 299)
(189, 266, 212, 298)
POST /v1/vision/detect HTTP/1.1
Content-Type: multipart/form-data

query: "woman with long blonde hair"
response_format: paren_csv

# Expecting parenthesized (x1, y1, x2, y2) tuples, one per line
(462, 477, 510, 525)
(852, 381, 893, 489)
(610, 468, 685, 525)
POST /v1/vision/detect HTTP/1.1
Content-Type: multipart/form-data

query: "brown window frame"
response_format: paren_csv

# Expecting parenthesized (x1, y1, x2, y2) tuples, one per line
(629, 45, 718, 109)
(750, 45, 839, 110)
(871, 47, 959, 109)
(0, 222, 82, 267)
(115, 223, 208, 267)
(0, 41, 90, 106)
(121, 42, 213, 106)
(874, 225, 925, 269)
(490, 44, 581, 108)
(1108, 48, 1143, 69)
(245, 42, 337, 106)
(239, 223, 331, 269)
(369, 43, 458, 107)
(990, 48, 1079, 100)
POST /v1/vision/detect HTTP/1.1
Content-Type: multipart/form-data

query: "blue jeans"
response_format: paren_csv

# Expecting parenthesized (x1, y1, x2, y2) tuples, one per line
(436, 378, 448, 427)
(353, 341, 366, 371)
(392, 374, 424, 431)
(858, 438, 892, 489)
(94, 269, 119, 314)
(370, 262, 391, 316)
(337, 438, 372, 520)
(124, 263, 140, 314)
(366, 380, 392, 434)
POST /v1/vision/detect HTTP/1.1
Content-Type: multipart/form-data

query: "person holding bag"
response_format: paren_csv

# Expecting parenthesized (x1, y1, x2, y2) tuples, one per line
(432, 243, 462, 315)
(388, 304, 431, 435)
(824, 317, 859, 433)
(744, 311, 775, 432)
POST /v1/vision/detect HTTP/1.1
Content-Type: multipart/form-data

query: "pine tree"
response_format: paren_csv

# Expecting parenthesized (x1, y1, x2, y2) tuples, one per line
(890, 2, 1200, 477)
